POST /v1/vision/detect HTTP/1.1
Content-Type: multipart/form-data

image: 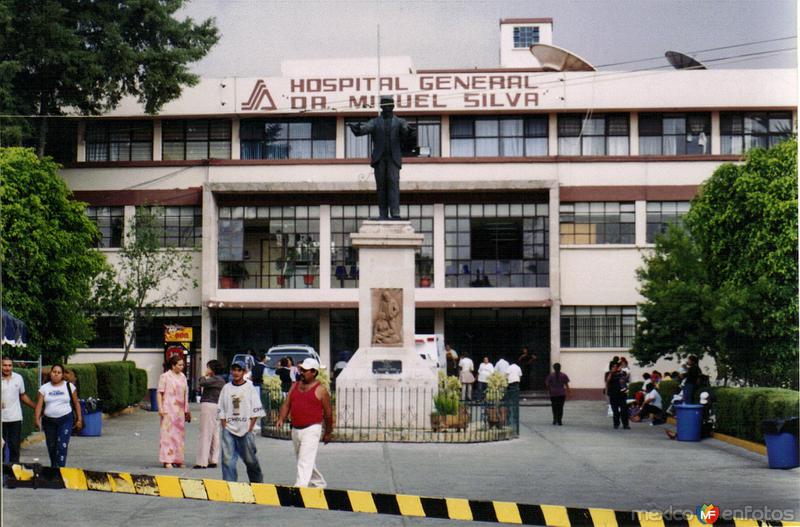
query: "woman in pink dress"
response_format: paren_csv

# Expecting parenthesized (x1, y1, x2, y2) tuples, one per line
(157, 354, 191, 468)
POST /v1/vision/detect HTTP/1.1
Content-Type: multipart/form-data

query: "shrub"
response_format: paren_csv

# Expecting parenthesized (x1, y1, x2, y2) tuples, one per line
(129, 368, 148, 405)
(17, 367, 39, 441)
(94, 361, 132, 412)
(434, 371, 461, 415)
(65, 363, 98, 399)
(709, 387, 799, 443)
(485, 370, 508, 404)
(262, 374, 283, 409)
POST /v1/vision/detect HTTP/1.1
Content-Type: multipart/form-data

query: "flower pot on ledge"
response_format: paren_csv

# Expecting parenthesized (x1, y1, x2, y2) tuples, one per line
(419, 276, 431, 288)
(303, 274, 316, 286)
(219, 276, 238, 289)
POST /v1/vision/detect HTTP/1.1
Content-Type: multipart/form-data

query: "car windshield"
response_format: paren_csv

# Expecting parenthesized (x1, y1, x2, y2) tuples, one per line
(266, 351, 313, 369)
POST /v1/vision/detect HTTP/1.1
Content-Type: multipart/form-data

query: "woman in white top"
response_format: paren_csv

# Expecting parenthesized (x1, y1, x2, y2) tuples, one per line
(35, 364, 82, 467)
(458, 355, 475, 401)
(476, 357, 494, 401)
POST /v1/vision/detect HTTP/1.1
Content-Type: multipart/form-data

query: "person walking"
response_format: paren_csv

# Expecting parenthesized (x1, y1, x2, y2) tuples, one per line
(458, 354, 475, 401)
(2, 357, 36, 463)
(157, 354, 191, 469)
(475, 356, 494, 401)
(276, 358, 333, 488)
(34, 364, 82, 467)
(217, 360, 264, 482)
(505, 359, 522, 428)
(194, 359, 225, 469)
(276, 357, 294, 397)
(545, 363, 571, 426)
(605, 360, 630, 430)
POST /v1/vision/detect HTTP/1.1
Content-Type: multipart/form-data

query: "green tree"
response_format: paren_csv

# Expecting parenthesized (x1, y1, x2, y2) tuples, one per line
(0, 147, 106, 362)
(633, 138, 798, 388)
(0, 0, 218, 154)
(92, 206, 198, 361)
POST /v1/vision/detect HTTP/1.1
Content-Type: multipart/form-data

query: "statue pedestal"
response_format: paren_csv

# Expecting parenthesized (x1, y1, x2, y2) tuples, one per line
(335, 221, 438, 429)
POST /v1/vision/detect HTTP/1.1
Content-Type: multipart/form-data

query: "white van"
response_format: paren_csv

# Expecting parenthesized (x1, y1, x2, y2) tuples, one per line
(414, 334, 445, 371)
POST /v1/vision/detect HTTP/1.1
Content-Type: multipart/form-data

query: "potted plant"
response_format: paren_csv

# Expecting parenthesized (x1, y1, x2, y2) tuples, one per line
(417, 255, 433, 287)
(300, 238, 320, 287)
(485, 370, 509, 428)
(275, 247, 298, 287)
(219, 260, 249, 289)
(431, 371, 465, 431)
(260, 375, 283, 429)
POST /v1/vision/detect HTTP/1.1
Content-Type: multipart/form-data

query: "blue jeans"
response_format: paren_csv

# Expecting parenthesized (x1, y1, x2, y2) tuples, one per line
(505, 383, 520, 430)
(42, 413, 73, 467)
(221, 428, 263, 483)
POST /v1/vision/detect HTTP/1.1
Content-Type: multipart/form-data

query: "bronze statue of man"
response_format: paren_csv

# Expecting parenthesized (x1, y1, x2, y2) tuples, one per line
(347, 96, 416, 220)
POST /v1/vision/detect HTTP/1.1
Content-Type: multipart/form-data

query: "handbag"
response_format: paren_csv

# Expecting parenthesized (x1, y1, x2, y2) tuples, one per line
(66, 381, 83, 432)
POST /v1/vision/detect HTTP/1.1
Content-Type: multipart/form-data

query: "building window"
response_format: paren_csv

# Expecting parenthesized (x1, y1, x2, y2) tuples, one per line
(559, 202, 635, 245)
(445, 203, 549, 288)
(513, 26, 539, 48)
(560, 306, 637, 348)
(639, 113, 711, 155)
(240, 118, 335, 159)
(85, 121, 153, 161)
(345, 117, 440, 158)
(134, 307, 200, 349)
(450, 116, 548, 157)
(88, 316, 125, 348)
(137, 206, 202, 248)
(331, 204, 433, 288)
(558, 113, 629, 156)
(162, 119, 231, 160)
(646, 201, 690, 243)
(86, 206, 124, 248)
(721, 112, 793, 154)
(218, 205, 320, 289)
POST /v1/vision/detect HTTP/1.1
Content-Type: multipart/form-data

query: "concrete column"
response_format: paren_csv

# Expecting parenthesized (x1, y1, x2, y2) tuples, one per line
(153, 119, 162, 161)
(201, 306, 215, 367)
(231, 117, 241, 160)
(629, 112, 639, 156)
(548, 185, 561, 367)
(335, 117, 345, 159)
(635, 200, 648, 246)
(434, 308, 445, 337)
(320, 204, 331, 290)
(433, 203, 445, 289)
(548, 113, 558, 156)
(440, 116, 450, 157)
(319, 308, 331, 369)
(76, 121, 86, 162)
(711, 112, 721, 155)
(202, 187, 218, 301)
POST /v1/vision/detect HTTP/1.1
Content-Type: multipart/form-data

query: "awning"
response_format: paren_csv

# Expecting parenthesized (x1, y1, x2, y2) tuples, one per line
(2, 308, 29, 347)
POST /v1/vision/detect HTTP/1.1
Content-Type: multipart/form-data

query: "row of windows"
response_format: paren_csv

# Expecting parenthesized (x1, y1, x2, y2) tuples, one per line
(90, 305, 635, 350)
(86, 206, 202, 248)
(83, 112, 793, 161)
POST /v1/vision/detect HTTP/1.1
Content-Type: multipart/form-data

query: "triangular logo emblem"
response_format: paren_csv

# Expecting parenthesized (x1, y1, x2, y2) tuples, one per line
(241, 79, 277, 111)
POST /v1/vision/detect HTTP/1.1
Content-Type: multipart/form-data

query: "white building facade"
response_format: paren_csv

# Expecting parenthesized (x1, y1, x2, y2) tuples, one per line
(55, 19, 797, 396)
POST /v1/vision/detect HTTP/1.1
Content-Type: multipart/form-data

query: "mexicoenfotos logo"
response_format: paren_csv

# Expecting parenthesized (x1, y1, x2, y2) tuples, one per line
(696, 504, 721, 524)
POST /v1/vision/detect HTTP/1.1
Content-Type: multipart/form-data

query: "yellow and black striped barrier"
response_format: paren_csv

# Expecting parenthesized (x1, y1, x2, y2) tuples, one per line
(3, 463, 795, 527)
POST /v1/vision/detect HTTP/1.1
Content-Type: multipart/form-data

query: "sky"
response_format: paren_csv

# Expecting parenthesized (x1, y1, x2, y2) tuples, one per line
(176, 0, 797, 77)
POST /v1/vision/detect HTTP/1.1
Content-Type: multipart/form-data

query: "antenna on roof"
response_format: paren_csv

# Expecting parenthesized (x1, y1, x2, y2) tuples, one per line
(529, 44, 596, 72)
(665, 51, 707, 70)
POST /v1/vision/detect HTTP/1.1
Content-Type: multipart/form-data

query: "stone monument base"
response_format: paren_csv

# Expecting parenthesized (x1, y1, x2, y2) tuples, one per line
(334, 347, 438, 429)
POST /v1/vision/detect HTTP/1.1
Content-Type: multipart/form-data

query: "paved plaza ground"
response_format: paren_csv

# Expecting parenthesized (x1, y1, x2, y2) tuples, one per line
(4, 401, 798, 526)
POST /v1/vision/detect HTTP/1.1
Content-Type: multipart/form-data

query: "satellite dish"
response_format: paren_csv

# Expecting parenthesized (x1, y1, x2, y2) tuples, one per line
(529, 44, 596, 72)
(665, 51, 707, 70)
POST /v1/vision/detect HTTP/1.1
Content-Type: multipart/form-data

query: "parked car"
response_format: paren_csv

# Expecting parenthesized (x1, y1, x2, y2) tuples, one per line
(264, 344, 321, 377)
(227, 353, 256, 381)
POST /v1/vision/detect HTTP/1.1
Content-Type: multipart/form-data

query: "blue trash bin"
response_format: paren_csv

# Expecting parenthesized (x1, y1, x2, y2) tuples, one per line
(79, 400, 103, 437)
(763, 418, 799, 469)
(675, 403, 703, 441)
(149, 388, 159, 412)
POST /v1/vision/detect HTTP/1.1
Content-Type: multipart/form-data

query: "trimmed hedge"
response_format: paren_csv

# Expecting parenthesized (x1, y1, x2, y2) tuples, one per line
(66, 363, 98, 399)
(708, 386, 800, 444)
(94, 361, 132, 412)
(18, 368, 39, 442)
(127, 365, 148, 406)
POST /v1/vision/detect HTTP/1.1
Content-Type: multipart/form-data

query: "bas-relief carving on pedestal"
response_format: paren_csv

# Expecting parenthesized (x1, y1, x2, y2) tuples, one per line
(371, 288, 403, 346)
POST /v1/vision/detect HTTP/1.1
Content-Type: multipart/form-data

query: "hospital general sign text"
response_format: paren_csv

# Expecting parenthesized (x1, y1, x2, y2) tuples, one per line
(239, 74, 545, 113)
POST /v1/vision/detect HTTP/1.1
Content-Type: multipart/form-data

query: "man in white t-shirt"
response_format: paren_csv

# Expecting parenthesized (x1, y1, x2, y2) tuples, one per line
(494, 357, 510, 376)
(2, 357, 36, 463)
(505, 360, 523, 428)
(636, 384, 665, 425)
(217, 361, 265, 482)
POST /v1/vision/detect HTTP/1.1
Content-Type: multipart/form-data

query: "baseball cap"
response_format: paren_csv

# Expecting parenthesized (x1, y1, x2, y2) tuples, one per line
(298, 358, 320, 371)
(231, 360, 247, 370)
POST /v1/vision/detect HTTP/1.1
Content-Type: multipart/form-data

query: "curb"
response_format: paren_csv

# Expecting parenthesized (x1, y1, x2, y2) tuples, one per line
(665, 418, 767, 455)
(4, 463, 794, 526)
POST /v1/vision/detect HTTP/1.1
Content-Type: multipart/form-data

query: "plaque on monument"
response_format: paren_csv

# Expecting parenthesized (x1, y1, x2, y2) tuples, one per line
(371, 288, 403, 346)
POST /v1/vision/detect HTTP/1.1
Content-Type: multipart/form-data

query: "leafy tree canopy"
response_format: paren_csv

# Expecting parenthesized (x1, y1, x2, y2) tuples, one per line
(0, 0, 218, 151)
(632, 138, 798, 388)
(0, 147, 107, 362)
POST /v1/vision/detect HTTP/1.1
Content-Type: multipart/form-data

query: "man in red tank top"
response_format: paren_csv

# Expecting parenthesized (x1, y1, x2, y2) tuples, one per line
(276, 358, 333, 488)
